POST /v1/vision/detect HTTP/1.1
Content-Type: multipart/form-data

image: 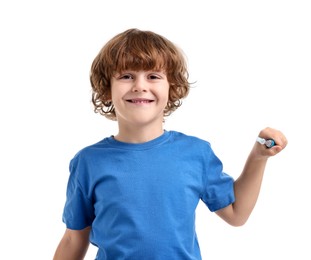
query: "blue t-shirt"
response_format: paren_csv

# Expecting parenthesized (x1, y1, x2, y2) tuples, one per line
(62, 130, 235, 259)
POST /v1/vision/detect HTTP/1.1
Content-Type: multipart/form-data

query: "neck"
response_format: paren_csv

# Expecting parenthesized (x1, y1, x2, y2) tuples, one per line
(114, 124, 164, 143)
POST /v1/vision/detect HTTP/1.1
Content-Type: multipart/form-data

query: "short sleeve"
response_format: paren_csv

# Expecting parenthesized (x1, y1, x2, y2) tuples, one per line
(201, 148, 235, 212)
(62, 155, 95, 230)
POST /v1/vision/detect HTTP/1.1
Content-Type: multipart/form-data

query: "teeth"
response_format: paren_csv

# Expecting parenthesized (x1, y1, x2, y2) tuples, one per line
(131, 100, 150, 103)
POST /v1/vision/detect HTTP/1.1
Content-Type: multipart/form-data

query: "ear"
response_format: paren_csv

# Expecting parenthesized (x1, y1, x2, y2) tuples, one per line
(106, 91, 112, 100)
(103, 91, 112, 106)
(104, 99, 112, 106)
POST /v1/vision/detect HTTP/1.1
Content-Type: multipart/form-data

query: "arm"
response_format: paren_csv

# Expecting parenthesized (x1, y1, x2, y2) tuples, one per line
(53, 226, 91, 260)
(216, 127, 287, 226)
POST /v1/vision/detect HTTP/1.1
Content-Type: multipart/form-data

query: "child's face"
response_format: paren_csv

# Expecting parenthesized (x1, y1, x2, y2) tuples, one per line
(111, 70, 169, 127)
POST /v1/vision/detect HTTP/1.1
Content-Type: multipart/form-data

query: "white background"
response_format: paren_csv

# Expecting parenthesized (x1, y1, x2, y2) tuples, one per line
(1, 0, 310, 259)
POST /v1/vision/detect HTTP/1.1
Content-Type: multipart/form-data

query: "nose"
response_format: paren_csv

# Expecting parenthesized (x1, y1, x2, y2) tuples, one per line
(132, 76, 147, 92)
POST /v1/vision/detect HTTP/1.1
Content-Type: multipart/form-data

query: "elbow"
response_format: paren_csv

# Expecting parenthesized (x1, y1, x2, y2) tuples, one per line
(227, 216, 249, 227)
(229, 220, 247, 227)
(215, 204, 251, 227)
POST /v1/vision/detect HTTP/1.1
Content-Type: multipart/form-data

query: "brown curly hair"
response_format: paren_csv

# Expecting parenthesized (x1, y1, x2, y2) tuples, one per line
(90, 28, 191, 121)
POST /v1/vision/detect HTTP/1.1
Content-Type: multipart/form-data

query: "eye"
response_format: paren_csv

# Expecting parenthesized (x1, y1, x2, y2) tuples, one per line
(119, 73, 133, 80)
(148, 73, 162, 80)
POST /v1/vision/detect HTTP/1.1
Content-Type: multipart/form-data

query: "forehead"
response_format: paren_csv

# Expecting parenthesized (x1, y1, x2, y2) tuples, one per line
(114, 50, 167, 73)
(115, 67, 167, 76)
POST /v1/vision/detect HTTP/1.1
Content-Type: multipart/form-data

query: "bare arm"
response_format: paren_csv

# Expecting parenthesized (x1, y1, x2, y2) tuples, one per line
(53, 226, 91, 260)
(216, 127, 288, 226)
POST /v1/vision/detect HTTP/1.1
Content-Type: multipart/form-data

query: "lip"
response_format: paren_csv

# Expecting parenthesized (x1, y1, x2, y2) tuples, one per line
(126, 98, 154, 104)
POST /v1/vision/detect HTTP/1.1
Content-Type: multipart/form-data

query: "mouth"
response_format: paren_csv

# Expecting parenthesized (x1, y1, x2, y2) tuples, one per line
(126, 98, 154, 104)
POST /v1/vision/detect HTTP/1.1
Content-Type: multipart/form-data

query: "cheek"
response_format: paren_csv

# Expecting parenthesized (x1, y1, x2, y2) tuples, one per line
(160, 90, 169, 105)
(111, 86, 123, 101)
(166, 88, 173, 103)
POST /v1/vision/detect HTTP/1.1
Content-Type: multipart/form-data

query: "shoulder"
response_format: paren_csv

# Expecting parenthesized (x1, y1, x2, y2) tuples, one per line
(70, 137, 112, 163)
(169, 130, 211, 145)
(168, 130, 212, 152)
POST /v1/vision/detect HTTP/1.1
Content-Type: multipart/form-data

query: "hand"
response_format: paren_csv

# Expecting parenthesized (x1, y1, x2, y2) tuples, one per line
(254, 127, 288, 157)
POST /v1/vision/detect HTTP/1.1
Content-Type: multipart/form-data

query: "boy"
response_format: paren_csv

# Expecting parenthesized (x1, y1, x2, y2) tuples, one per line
(53, 28, 287, 259)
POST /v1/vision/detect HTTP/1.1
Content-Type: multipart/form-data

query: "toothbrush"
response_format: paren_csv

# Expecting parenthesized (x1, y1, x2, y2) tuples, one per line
(256, 137, 275, 148)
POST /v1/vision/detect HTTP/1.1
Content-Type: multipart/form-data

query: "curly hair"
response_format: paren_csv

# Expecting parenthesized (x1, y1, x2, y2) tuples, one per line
(90, 28, 191, 121)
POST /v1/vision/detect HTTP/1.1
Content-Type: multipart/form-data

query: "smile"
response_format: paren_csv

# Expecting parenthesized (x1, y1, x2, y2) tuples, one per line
(126, 99, 154, 103)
